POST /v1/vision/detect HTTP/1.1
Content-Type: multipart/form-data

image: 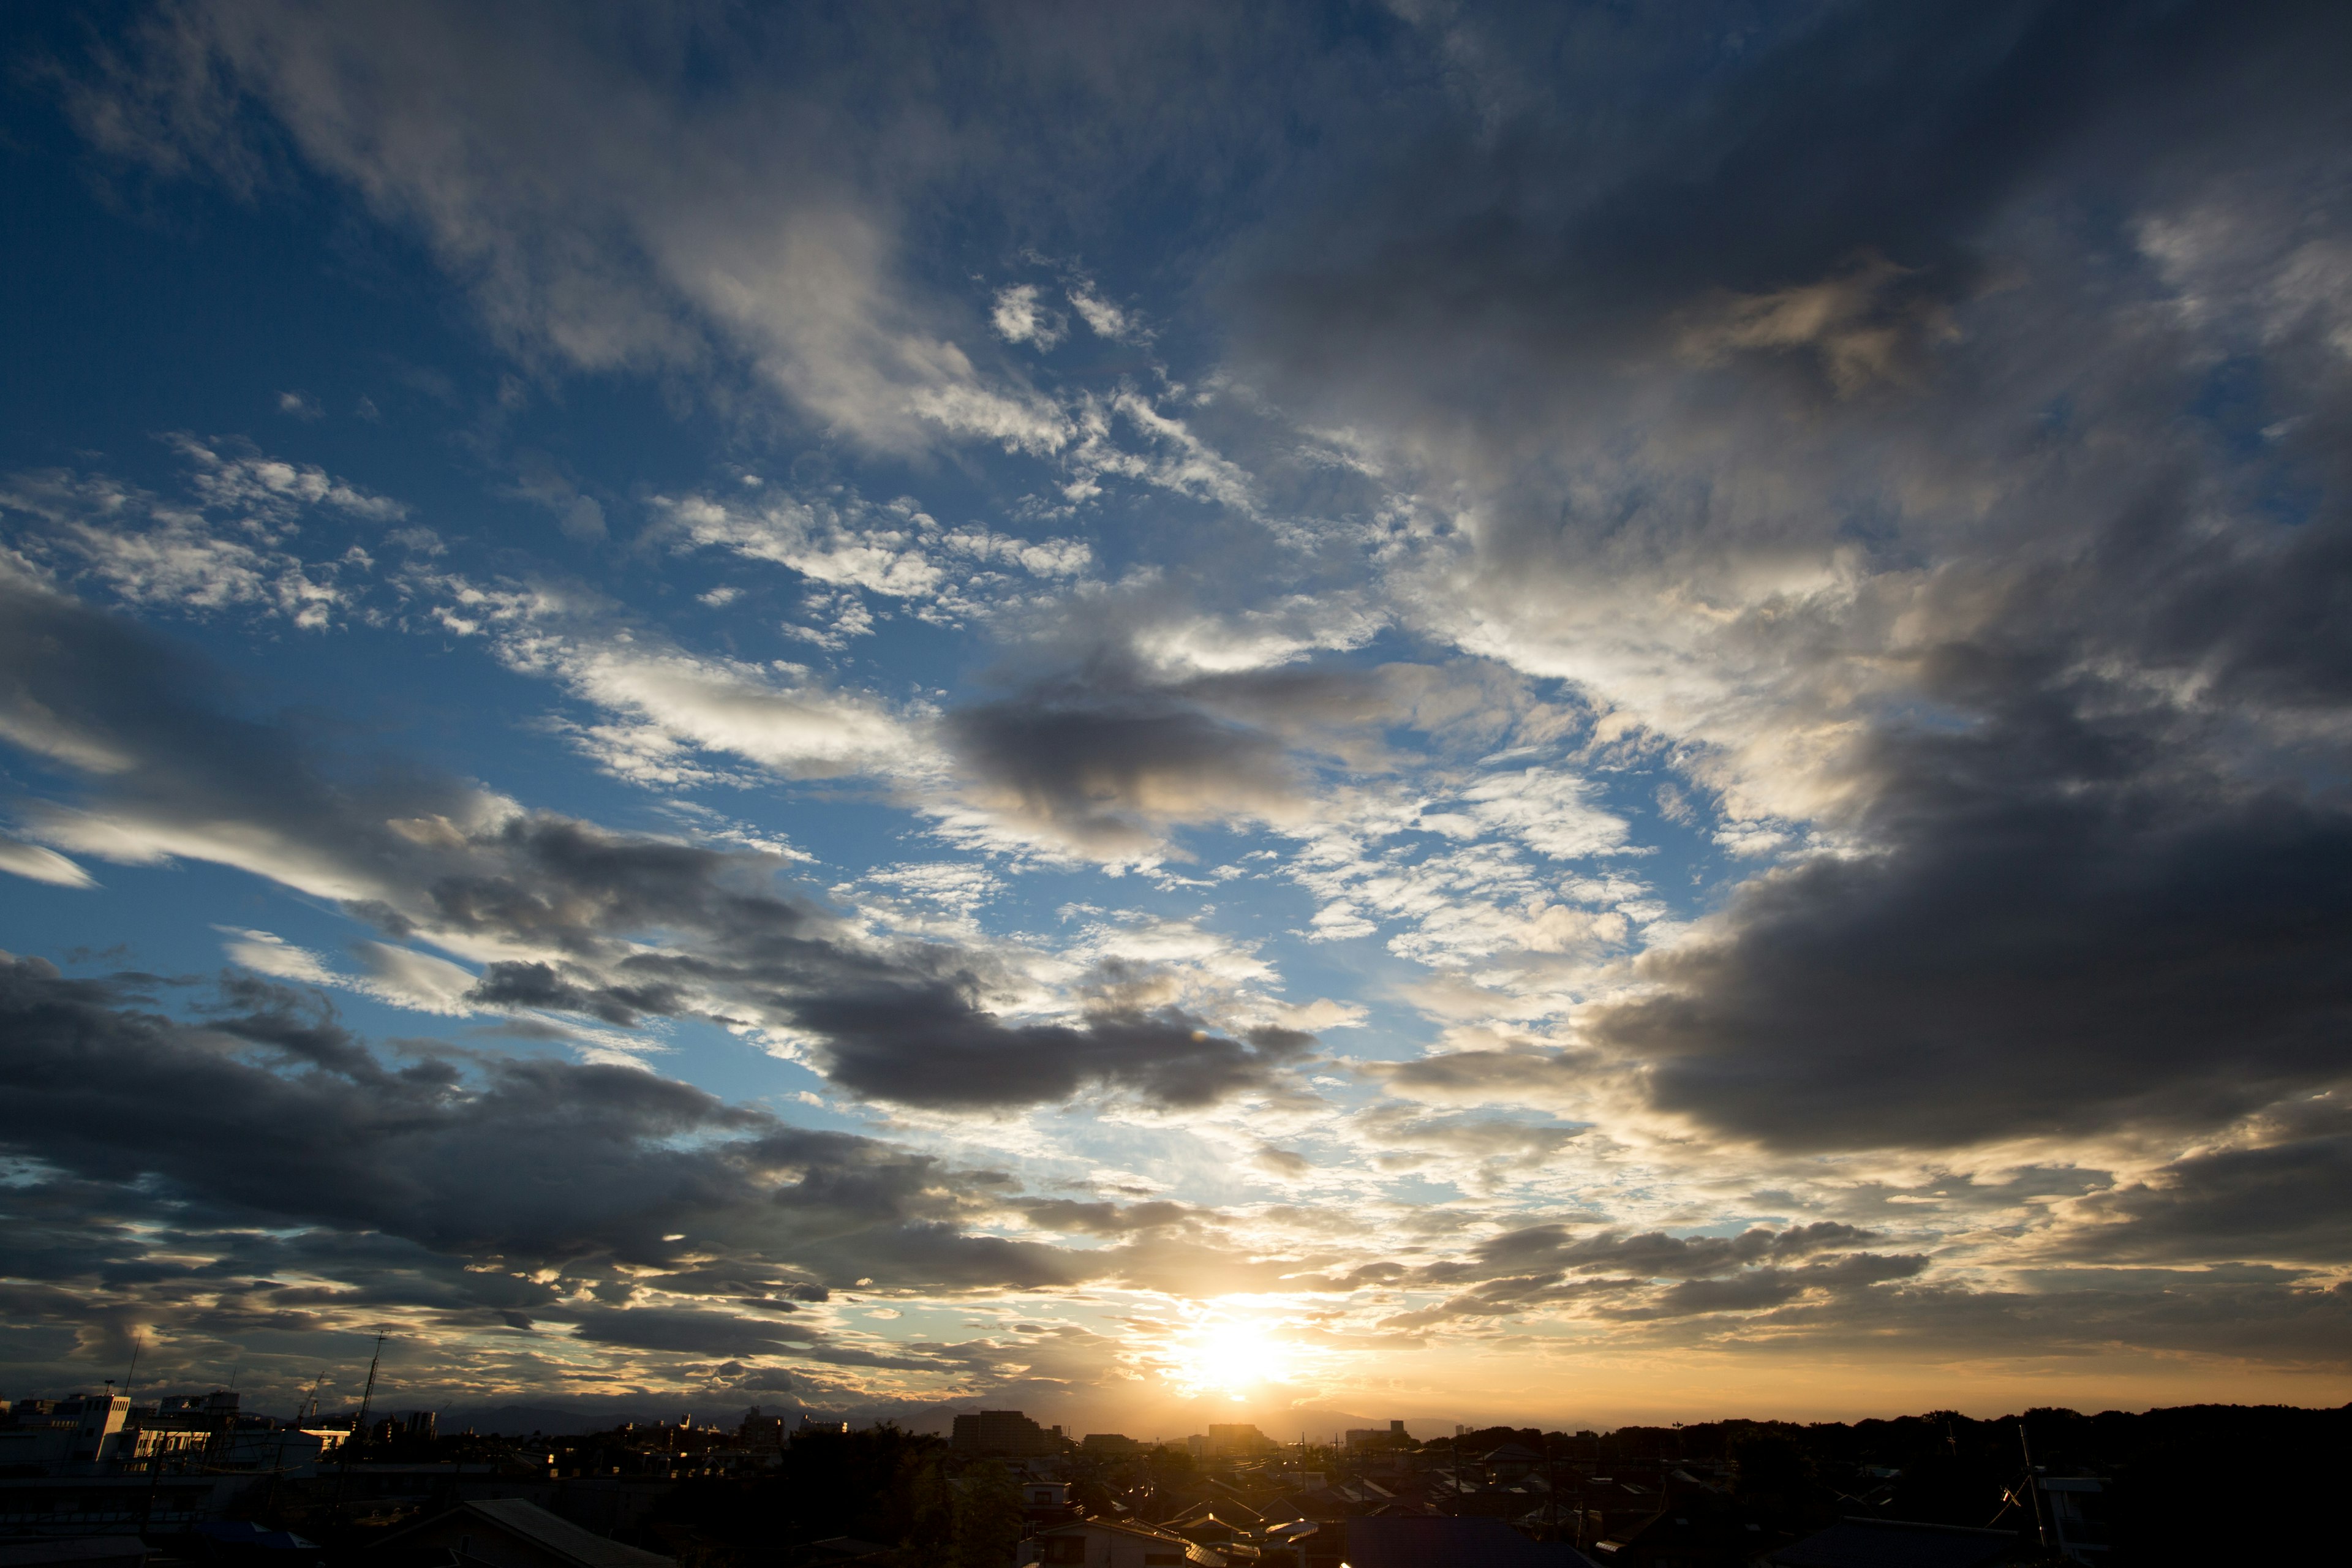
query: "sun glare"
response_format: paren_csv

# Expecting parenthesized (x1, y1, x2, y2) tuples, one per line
(1166, 1316, 1296, 1400)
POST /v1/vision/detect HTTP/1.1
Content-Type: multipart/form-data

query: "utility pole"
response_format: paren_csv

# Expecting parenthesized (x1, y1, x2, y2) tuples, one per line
(2016, 1423, 2048, 1558)
(331, 1333, 387, 1526)
(354, 1335, 386, 1441)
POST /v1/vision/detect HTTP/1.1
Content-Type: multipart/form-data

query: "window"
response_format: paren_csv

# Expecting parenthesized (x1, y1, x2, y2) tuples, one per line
(1046, 1538, 1087, 1564)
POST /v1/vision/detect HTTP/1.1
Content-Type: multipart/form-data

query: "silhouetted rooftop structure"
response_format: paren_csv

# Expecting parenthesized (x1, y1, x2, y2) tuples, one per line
(1763, 1518, 2019, 1568)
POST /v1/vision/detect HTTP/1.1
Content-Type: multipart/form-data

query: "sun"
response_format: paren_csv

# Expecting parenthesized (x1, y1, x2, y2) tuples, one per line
(1166, 1316, 1296, 1400)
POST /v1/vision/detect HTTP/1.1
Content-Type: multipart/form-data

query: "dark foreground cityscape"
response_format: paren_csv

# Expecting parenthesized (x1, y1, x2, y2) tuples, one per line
(0, 1391, 2337, 1568)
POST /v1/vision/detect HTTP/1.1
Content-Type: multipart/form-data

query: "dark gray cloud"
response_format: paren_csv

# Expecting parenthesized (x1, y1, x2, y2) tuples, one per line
(0, 953, 1069, 1286)
(2065, 1121, 2352, 1264)
(0, 948, 1121, 1403)
(938, 661, 1400, 853)
(0, 565, 1313, 1112)
(1598, 718, 2352, 1150)
(791, 985, 1312, 1109)
(1352, 1221, 1927, 1331)
(1234, 0, 2350, 443)
(1193, 0, 2352, 1234)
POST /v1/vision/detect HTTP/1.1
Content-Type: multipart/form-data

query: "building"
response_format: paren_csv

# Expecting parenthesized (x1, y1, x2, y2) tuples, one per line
(1482, 1444, 1544, 1482)
(0, 1395, 130, 1468)
(1020, 1519, 1225, 1568)
(1082, 1434, 1144, 1457)
(1344, 1517, 1596, 1568)
(1346, 1422, 1412, 1452)
(0, 1472, 251, 1537)
(1203, 1425, 1273, 1457)
(1261, 1520, 1344, 1568)
(1762, 1519, 2021, 1568)
(951, 1410, 1062, 1457)
(369, 1497, 674, 1568)
(0, 1537, 154, 1568)
(2039, 1479, 2108, 1564)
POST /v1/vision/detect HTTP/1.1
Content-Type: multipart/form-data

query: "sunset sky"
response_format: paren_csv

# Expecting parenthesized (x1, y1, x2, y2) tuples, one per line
(2, 1, 2349, 1436)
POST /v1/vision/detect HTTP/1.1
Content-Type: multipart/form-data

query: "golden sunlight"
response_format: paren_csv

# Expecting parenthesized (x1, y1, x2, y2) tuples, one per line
(1164, 1316, 1297, 1400)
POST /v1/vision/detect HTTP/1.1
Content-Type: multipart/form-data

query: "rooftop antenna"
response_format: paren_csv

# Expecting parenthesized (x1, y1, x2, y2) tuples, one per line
(300, 1373, 326, 1425)
(122, 1333, 143, 1404)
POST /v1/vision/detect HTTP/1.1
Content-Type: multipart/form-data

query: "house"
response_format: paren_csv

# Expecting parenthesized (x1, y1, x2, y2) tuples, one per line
(1164, 1499, 1265, 1534)
(1482, 1445, 1545, 1482)
(190, 1520, 322, 1562)
(1344, 1517, 1596, 1568)
(1760, 1518, 2021, 1568)
(369, 1497, 675, 1568)
(1257, 1521, 1341, 1568)
(1021, 1518, 1227, 1568)
(2038, 1479, 2108, 1564)
(1169, 1513, 1253, 1549)
(0, 1540, 150, 1568)
(1581, 1504, 1760, 1568)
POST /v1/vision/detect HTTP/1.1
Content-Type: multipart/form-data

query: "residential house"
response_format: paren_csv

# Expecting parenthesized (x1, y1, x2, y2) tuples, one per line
(368, 1497, 674, 1568)
(1760, 1518, 2021, 1568)
(1021, 1519, 1226, 1568)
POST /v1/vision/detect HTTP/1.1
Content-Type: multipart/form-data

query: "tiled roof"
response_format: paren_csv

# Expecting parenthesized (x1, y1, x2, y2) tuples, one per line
(377, 1498, 675, 1568)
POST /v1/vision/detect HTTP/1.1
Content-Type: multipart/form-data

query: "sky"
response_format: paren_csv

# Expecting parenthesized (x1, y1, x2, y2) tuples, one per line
(1, 0, 2349, 1437)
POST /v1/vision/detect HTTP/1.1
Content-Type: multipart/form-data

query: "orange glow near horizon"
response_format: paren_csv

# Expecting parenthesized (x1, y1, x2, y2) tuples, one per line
(1161, 1313, 1299, 1400)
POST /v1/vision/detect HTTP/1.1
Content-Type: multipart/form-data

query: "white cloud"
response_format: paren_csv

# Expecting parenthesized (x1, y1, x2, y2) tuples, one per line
(654, 491, 1091, 622)
(1069, 286, 1141, 343)
(992, 283, 1064, 350)
(546, 643, 919, 783)
(0, 440, 403, 630)
(0, 839, 98, 889)
(219, 927, 340, 985)
(353, 941, 481, 1014)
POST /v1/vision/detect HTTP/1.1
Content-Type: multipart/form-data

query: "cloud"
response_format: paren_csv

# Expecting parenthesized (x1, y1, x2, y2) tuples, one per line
(941, 686, 1301, 855)
(0, 952, 1060, 1284)
(1588, 689, 2352, 1152)
(66, 1, 1098, 454)
(26, 0, 2352, 1403)
(0, 838, 98, 889)
(992, 284, 1064, 350)
(1, 440, 399, 630)
(932, 659, 1417, 858)
(1672, 252, 1960, 395)
(0, 566, 1318, 1115)
(791, 987, 1314, 1111)
(2065, 1115, 2352, 1265)
(1358, 1219, 1923, 1331)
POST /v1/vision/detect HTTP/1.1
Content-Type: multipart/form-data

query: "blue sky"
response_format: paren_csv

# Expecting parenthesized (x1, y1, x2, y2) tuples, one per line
(2, 0, 2350, 1433)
